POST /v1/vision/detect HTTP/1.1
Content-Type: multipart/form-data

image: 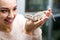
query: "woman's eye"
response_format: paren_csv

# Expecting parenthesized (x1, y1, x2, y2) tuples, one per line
(1, 10, 8, 13)
(13, 7, 17, 11)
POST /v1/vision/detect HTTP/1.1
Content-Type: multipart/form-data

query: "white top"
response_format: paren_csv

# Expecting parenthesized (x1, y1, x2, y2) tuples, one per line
(0, 14, 42, 40)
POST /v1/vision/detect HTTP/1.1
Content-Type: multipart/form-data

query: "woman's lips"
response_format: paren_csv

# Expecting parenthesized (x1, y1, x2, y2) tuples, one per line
(4, 19, 13, 24)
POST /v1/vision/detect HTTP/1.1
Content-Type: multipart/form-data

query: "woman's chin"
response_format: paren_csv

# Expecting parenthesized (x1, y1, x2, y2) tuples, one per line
(4, 22, 13, 27)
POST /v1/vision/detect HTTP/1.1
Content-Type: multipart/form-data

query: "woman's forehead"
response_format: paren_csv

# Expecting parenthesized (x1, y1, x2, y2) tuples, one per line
(0, 0, 16, 9)
(0, 0, 16, 4)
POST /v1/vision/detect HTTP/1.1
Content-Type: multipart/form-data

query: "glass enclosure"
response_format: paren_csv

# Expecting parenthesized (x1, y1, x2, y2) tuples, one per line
(25, 0, 60, 40)
(25, 0, 48, 12)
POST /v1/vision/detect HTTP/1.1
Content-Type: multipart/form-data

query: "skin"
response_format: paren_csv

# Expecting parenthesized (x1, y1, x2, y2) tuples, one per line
(0, 0, 17, 32)
(0, 0, 51, 35)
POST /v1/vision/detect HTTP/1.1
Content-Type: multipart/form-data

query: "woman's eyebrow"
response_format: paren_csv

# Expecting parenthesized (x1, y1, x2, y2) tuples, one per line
(0, 7, 9, 10)
(14, 6, 17, 8)
(0, 5, 17, 10)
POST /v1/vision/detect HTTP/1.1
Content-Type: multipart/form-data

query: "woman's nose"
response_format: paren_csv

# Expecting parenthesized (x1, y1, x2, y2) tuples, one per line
(7, 11, 14, 19)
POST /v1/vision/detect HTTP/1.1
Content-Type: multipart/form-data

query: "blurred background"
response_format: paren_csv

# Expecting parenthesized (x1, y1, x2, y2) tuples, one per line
(17, 0, 60, 40)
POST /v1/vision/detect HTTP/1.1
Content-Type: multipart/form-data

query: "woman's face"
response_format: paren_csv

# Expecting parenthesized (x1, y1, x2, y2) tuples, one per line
(0, 0, 17, 26)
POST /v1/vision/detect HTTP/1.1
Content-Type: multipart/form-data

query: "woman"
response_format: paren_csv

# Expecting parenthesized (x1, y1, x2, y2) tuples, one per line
(0, 0, 51, 40)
